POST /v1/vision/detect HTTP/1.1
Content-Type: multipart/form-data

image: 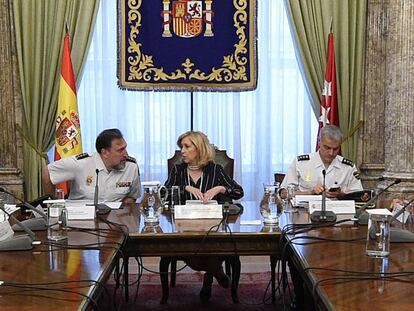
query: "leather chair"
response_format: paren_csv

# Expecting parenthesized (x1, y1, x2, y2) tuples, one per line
(160, 147, 240, 303)
(274, 172, 286, 184)
(167, 147, 234, 178)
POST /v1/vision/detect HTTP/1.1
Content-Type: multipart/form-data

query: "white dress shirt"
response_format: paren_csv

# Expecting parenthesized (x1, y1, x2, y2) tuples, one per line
(48, 152, 141, 201)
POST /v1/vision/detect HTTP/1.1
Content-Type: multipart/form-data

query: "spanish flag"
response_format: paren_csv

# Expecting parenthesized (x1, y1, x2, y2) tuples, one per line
(54, 33, 83, 194)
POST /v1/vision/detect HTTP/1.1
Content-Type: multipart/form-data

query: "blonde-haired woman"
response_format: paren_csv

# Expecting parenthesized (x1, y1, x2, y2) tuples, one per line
(165, 131, 243, 203)
(164, 131, 244, 300)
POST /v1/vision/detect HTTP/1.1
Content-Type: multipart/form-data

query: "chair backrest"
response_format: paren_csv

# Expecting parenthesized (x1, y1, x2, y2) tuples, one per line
(167, 147, 234, 178)
(274, 172, 286, 184)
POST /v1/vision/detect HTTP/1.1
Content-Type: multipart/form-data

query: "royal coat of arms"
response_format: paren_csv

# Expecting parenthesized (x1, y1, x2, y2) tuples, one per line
(56, 111, 80, 152)
(162, 0, 214, 38)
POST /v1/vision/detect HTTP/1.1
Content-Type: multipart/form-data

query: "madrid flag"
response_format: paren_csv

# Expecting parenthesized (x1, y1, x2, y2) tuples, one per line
(316, 32, 339, 150)
(54, 33, 83, 193)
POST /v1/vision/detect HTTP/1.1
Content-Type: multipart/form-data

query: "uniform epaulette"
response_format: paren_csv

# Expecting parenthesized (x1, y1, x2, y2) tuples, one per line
(297, 154, 310, 161)
(126, 156, 137, 163)
(75, 153, 90, 160)
(342, 158, 354, 167)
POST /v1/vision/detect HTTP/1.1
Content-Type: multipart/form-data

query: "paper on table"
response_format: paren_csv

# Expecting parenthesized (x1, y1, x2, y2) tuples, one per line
(367, 208, 392, 216)
(175, 204, 222, 219)
(308, 200, 355, 214)
(240, 220, 262, 225)
(4, 204, 19, 214)
(105, 202, 122, 209)
(65, 200, 122, 209)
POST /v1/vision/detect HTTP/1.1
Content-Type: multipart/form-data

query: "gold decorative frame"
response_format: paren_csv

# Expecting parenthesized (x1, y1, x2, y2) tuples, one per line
(118, 0, 257, 91)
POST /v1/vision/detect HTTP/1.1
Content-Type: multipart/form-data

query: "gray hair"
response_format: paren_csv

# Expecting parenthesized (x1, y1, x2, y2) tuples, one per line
(320, 125, 342, 142)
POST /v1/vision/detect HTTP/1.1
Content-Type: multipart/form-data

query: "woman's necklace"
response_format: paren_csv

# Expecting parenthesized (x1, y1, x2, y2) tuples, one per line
(188, 165, 200, 171)
(187, 168, 203, 200)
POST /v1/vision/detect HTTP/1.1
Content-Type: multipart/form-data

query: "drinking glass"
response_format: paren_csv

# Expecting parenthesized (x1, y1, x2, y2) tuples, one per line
(170, 186, 181, 212)
(366, 212, 390, 257)
(260, 182, 282, 225)
(284, 184, 298, 213)
(47, 189, 67, 241)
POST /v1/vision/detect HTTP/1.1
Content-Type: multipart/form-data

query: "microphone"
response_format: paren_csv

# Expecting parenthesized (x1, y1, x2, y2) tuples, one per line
(94, 169, 111, 215)
(0, 187, 48, 231)
(356, 178, 402, 225)
(310, 169, 337, 223)
(389, 197, 414, 242)
(0, 203, 35, 251)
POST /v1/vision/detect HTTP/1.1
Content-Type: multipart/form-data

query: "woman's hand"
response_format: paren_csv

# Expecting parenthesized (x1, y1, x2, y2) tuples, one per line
(203, 186, 226, 203)
(185, 185, 204, 200)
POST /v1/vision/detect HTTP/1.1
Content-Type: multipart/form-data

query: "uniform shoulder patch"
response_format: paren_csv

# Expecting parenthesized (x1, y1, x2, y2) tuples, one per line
(353, 171, 361, 180)
(342, 158, 354, 167)
(126, 156, 137, 163)
(297, 154, 310, 161)
(75, 153, 90, 160)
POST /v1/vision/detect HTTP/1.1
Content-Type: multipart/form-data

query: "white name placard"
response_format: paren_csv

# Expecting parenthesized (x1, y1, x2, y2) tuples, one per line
(174, 204, 223, 219)
(65, 200, 95, 220)
(308, 200, 355, 214)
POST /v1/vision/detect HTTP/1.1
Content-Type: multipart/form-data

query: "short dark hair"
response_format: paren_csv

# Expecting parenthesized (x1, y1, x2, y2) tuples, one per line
(95, 129, 123, 153)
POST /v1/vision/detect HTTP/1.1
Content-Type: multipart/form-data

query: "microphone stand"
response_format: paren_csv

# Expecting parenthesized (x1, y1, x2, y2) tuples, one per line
(0, 204, 35, 251)
(389, 197, 414, 243)
(356, 178, 401, 225)
(310, 170, 337, 223)
(94, 169, 111, 215)
(0, 187, 48, 231)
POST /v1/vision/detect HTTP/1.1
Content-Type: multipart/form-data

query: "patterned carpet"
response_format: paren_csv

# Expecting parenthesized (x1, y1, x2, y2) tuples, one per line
(100, 272, 292, 311)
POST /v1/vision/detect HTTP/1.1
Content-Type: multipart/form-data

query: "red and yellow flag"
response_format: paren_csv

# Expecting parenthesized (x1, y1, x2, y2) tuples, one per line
(54, 33, 83, 194)
(316, 32, 339, 150)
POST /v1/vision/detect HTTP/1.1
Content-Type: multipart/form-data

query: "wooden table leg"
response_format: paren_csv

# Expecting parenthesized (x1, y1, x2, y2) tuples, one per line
(270, 255, 277, 302)
(230, 256, 241, 303)
(159, 257, 171, 304)
(124, 256, 129, 302)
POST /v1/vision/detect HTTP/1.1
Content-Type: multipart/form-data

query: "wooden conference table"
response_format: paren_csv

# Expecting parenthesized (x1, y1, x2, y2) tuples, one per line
(0, 201, 285, 309)
(287, 218, 414, 311)
(0, 218, 124, 310)
(4, 201, 413, 310)
(106, 200, 285, 303)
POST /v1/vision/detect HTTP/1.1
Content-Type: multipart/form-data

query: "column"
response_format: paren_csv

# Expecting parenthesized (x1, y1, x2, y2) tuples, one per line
(382, 0, 414, 195)
(162, 0, 172, 37)
(204, 0, 213, 37)
(0, 0, 24, 198)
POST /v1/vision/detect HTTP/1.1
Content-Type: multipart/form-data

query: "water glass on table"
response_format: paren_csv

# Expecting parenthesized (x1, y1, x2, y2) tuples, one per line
(284, 184, 298, 213)
(47, 189, 67, 241)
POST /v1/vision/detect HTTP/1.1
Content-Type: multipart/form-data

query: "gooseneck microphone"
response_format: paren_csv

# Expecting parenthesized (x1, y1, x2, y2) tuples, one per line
(310, 169, 337, 223)
(356, 177, 402, 225)
(0, 204, 35, 251)
(0, 187, 48, 231)
(94, 169, 111, 215)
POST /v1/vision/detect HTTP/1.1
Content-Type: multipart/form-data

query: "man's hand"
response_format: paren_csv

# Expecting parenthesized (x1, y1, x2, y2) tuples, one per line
(326, 187, 343, 198)
(122, 196, 136, 205)
(312, 184, 325, 195)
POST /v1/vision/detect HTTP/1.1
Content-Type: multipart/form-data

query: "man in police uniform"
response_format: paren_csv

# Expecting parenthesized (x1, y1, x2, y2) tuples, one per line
(281, 125, 363, 198)
(42, 128, 141, 203)
(282, 125, 363, 311)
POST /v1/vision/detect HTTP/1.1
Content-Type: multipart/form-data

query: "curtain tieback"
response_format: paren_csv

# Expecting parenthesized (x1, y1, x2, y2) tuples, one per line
(342, 120, 363, 143)
(15, 124, 48, 160)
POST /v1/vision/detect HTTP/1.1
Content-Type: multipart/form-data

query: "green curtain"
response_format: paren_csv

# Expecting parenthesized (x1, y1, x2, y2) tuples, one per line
(284, 0, 367, 161)
(13, 0, 100, 200)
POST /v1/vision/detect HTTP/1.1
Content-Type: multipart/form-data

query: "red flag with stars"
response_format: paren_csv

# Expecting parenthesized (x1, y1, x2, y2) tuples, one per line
(316, 32, 339, 150)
